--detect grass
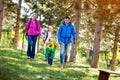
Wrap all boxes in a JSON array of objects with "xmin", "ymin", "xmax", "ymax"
[{"xmin": 0, "ymin": 47, "xmax": 120, "ymax": 80}]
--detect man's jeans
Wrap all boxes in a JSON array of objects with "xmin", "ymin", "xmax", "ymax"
[
  {"xmin": 60, "ymin": 42, "xmax": 70, "ymax": 64},
  {"xmin": 27, "ymin": 35, "xmax": 37, "ymax": 58}
]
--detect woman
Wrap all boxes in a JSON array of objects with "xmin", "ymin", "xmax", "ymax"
[{"xmin": 24, "ymin": 13, "xmax": 42, "ymax": 59}]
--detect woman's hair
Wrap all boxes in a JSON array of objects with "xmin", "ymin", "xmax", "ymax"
[{"xmin": 31, "ymin": 13, "xmax": 38, "ymax": 18}]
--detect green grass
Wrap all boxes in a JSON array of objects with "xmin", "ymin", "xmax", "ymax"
[{"xmin": 0, "ymin": 47, "xmax": 120, "ymax": 80}]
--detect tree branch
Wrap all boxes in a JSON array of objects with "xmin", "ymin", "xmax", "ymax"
[{"xmin": 87, "ymin": 0, "xmax": 97, "ymax": 8}]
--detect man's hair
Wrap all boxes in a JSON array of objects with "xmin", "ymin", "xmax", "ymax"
[{"xmin": 65, "ymin": 16, "xmax": 70, "ymax": 19}]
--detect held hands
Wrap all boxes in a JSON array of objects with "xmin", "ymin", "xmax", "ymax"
[
  {"xmin": 38, "ymin": 34, "xmax": 42, "ymax": 39},
  {"xmin": 59, "ymin": 42, "xmax": 62, "ymax": 45}
]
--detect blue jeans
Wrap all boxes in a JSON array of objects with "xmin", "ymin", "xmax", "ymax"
[
  {"xmin": 48, "ymin": 51, "xmax": 53, "ymax": 65},
  {"xmin": 27, "ymin": 35, "xmax": 37, "ymax": 58},
  {"xmin": 60, "ymin": 42, "xmax": 70, "ymax": 64}
]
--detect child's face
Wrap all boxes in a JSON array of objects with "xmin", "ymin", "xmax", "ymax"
[
  {"xmin": 52, "ymin": 33, "xmax": 55, "ymax": 36},
  {"xmin": 48, "ymin": 28, "xmax": 52, "ymax": 32}
]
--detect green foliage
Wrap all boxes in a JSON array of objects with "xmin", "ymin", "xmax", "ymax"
[
  {"xmin": 107, "ymin": 48, "xmax": 120, "ymax": 64},
  {"xmin": 0, "ymin": 47, "xmax": 120, "ymax": 80},
  {"xmin": 1, "ymin": 32, "xmax": 14, "ymax": 47}
]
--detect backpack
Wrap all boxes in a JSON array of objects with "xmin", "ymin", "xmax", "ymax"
[
  {"xmin": 44, "ymin": 31, "xmax": 48, "ymax": 43},
  {"xmin": 61, "ymin": 23, "xmax": 73, "ymax": 30}
]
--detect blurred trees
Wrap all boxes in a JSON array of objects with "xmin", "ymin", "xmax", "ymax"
[
  {"xmin": 13, "ymin": 0, "xmax": 22, "ymax": 48},
  {"xmin": 69, "ymin": 0, "xmax": 81, "ymax": 62},
  {"xmin": 1, "ymin": 0, "xmax": 17, "ymax": 46},
  {"xmin": 0, "ymin": 0, "xmax": 4, "ymax": 41}
]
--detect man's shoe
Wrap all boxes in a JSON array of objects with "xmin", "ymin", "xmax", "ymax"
[{"xmin": 63, "ymin": 62, "xmax": 66, "ymax": 68}]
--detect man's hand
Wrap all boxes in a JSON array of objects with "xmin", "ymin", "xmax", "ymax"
[{"xmin": 73, "ymin": 38, "xmax": 75, "ymax": 44}]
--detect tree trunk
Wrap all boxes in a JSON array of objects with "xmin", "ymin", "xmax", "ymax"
[
  {"xmin": 86, "ymin": 49, "xmax": 90, "ymax": 64},
  {"xmin": 91, "ymin": 19, "xmax": 102, "ymax": 68},
  {"xmin": 0, "ymin": 0, "xmax": 4, "ymax": 41},
  {"xmin": 111, "ymin": 26, "xmax": 120, "ymax": 71},
  {"xmin": 22, "ymin": 15, "xmax": 27, "ymax": 49},
  {"xmin": 13, "ymin": 0, "xmax": 22, "ymax": 48},
  {"xmin": 69, "ymin": 0, "xmax": 81, "ymax": 62}
]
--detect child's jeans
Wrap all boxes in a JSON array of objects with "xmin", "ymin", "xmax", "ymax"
[
  {"xmin": 45, "ymin": 48, "xmax": 55, "ymax": 65},
  {"xmin": 48, "ymin": 51, "xmax": 53, "ymax": 65}
]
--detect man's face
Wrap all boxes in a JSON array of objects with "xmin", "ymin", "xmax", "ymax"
[{"xmin": 65, "ymin": 18, "xmax": 70, "ymax": 24}]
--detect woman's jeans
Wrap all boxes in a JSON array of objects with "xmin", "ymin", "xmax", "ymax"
[
  {"xmin": 60, "ymin": 42, "xmax": 70, "ymax": 64},
  {"xmin": 27, "ymin": 35, "xmax": 37, "ymax": 58}
]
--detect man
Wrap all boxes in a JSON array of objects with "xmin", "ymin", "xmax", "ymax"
[{"xmin": 57, "ymin": 16, "xmax": 76, "ymax": 68}]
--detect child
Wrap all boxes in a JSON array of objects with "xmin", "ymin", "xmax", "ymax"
[
  {"xmin": 45, "ymin": 31, "xmax": 58, "ymax": 66},
  {"xmin": 44, "ymin": 27, "xmax": 52, "ymax": 60}
]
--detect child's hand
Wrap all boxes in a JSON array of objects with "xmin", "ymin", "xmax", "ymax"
[{"xmin": 46, "ymin": 43, "xmax": 49, "ymax": 46}]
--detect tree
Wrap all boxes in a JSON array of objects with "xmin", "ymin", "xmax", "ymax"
[
  {"xmin": 111, "ymin": 25, "xmax": 120, "ymax": 71},
  {"xmin": 91, "ymin": 18, "xmax": 102, "ymax": 68},
  {"xmin": 13, "ymin": 0, "xmax": 22, "ymax": 48},
  {"xmin": 69, "ymin": 0, "xmax": 81, "ymax": 62},
  {"xmin": 0, "ymin": 0, "xmax": 4, "ymax": 41},
  {"xmin": 90, "ymin": 0, "xmax": 111, "ymax": 68}
]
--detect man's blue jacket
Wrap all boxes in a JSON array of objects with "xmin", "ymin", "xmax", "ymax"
[{"xmin": 57, "ymin": 20, "xmax": 76, "ymax": 43}]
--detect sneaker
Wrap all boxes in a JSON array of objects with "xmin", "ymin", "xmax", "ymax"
[
  {"xmin": 63, "ymin": 62, "xmax": 66, "ymax": 68},
  {"xmin": 60, "ymin": 64, "xmax": 63, "ymax": 69},
  {"xmin": 27, "ymin": 56, "xmax": 30, "ymax": 59},
  {"xmin": 30, "ymin": 58, "xmax": 34, "ymax": 60}
]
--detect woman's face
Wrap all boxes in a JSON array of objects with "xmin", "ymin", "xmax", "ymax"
[{"xmin": 32, "ymin": 14, "xmax": 38, "ymax": 20}]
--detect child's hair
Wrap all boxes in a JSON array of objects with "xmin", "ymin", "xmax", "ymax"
[{"xmin": 52, "ymin": 30, "xmax": 56, "ymax": 35}]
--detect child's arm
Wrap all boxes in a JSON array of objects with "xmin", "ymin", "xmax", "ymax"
[
  {"xmin": 46, "ymin": 42, "xmax": 50, "ymax": 46},
  {"xmin": 54, "ymin": 42, "xmax": 58, "ymax": 47},
  {"xmin": 54, "ymin": 39, "xmax": 59, "ymax": 48}
]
